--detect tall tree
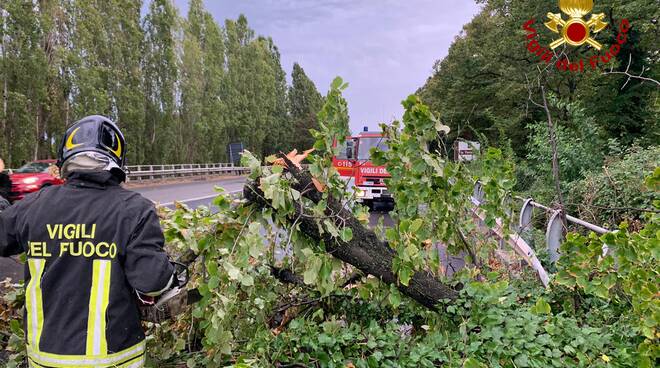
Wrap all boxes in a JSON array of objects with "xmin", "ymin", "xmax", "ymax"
[
  {"xmin": 418, "ymin": 0, "xmax": 659, "ymax": 154},
  {"xmin": 261, "ymin": 37, "xmax": 289, "ymax": 157},
  {"xmin": 142, "ymin": 0, "xmax": 179, "ymax": 164},
  {"xmin": 0, "ymin": 1, "xmax": 316, "ymax": 166},
  {"xmin": 179, "ymin": 0, "xmax": 205, "ymax": 163},
  {"xmin": 179, "ymin": 0, "xmax": 226, "ymax": 163},
  {"xmin": 223, "ymin": 15, "xmax": 290, "ymax": 158},
  {"xmin": 288, "ymin": 62, "xmax": 323, "ymax": 151},
  {"xmin": 0, "ymin": 0, "xmax": 48, "ymax": 166},
  {"xmin": 69, "ymin": 0, "xmax": 145, "ymax": 163}
]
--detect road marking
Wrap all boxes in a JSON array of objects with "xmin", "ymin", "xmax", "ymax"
[{"xmin": 157, "ymin": 191, "xmax": 242, "ymax": 207}]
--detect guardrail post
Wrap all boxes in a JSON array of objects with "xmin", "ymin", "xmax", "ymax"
[{"xmin": 546, "ymin": 211, "xmax": 563, "ymax": 263}]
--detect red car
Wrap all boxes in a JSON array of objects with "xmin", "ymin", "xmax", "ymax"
[{"xmin": 9, "ymin": 160, "xmax": 64, "ymax": 202}]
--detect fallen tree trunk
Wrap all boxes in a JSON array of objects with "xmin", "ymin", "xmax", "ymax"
[{"xmin": 243, "ymin": 157, "xmax": 458, "ymax": 310}]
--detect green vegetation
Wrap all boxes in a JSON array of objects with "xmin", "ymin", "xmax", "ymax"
[
  {"xmin": 4, "ymin": 79, "xmax": 656, "ymax": 368},
  {"xmin": 0, "ymin": 0, "xmax": 324, "ymax": 166},
  {"xmin": 1, "ymin": 1, "xmax": 658, "ymax": 367},
  {"xmin": 418, "ymin": 0, "xmax": 658, "ymax": 213}
]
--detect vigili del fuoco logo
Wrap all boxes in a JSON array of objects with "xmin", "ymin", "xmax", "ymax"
[{"xmin": 522, "ymin": 0, "xmax": 630, "ymax": 73}]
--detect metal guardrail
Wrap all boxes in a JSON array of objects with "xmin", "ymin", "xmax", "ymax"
[
  {"xmin": 473, "ymin": 181, "xmax": 611, "ymax": 264},
  {"xmin": 517, "ymin": 197, "xmax": 611, "ymax": 263},
  {"xmin": 126, "ymin": 163, "xmax": 249, "ymax": 181}
]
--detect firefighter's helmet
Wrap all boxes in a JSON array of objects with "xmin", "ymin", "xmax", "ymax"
[{"xmin": 57, "ymin": 115, "xmax": 126, "ymax": 169}]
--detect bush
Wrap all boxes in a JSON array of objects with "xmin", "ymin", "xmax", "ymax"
[{"xmin": 567, "ymin": 145, "xmax": 659, "ymax": 227}]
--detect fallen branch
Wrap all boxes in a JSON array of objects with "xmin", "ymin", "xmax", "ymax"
[{"xmin": 244, "ymin": 155, "xmax": 459, "ymax": 310}]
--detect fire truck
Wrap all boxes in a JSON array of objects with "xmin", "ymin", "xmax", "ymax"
[{"xmin": 332, "ymin": 128, "xmax": 391, "ymax": 207}]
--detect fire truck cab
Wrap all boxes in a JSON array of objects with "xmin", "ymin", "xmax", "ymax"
[{"xmin": 333, "ymin": 128, "xmax": 391, "ymax": 207}]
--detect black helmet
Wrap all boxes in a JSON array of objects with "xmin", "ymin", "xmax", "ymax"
[{"xmin": 57, "ymin": 115, "xmax": 126, "ymax": 169}]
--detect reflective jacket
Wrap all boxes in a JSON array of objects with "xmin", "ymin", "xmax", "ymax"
[{"xmin": 0, "ymin": 171, "xmax": 174, "ymax": 368}]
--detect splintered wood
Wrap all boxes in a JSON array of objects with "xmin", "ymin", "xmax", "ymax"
[{"xmin": 271, "ymin": 148, "xmax": 326, "ymax": 192}]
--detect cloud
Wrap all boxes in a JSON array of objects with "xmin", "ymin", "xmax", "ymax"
[{"xmin": 173, "ymin": 0, "xmax": 481, "ymax": 131}]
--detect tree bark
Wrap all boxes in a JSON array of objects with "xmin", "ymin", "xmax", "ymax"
[
  {"xmin": 243, "ymin": 157, "xmax": 459, "ymax": 310},
  {"xmin": 540, "ymin": 85, "xmax": 568, "ymax": 230}
]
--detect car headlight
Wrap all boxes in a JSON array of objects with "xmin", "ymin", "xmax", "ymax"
[{"xmin": 23, "ymin": 177, "xmax": 39, "ymax": 185}]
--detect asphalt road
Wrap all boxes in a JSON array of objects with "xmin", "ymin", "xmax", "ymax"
[{"xmin": 134, "ymin": 176, "xmax": 247, "ymax": 208}]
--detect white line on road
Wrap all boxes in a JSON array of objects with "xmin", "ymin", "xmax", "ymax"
[{"xmin": 157, "ymin": 190, "xmax": 242, "ymax": 207}]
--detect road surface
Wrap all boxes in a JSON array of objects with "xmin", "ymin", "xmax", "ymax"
[{"xmin": 134, "ymin": 176, "xmax": 247, "ymax": 208}]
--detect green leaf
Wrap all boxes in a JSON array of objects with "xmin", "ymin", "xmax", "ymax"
[
  {"xmin": 323, "ymin": 219, "xmax": 340, "ymax": 237},
  {"xmin": 531, "ymin": 298, "xmax": 551, "ymax": 315},
  {"xmin": 223, "ymin": 262, "xmax": 241, "ymax": 281},
  {"xmin": 410, "ymin": 218, "xmax": 424, "ymax": 233},
  {"xmin": 463, "ymin": 357, "xmax": 487, "ymax": 368},
  {"xmin": 399, "ymin": 265, "xmax": 413, "ymax": 286},
  {"xmin": 388, "ymin": 284, "xmax": 402, "ymax": 308},
  {"xmin": 9, "ymin": 319, "xmax": 22, "ymax": 335},
  {"xmin": 331, "ymin": 76, "xmax": 343, "ymax": 89},
  {"xmin": 241, "ymin": 275, "xmax": 254, "ymax": 287},
  {"xmin": 303, "ymin": 257, "xmax": 322, "ymax": 285},
  {"xmin": 340, "ymin": 227, "xmax": 353, "ymax": 242},
  {"xmin": 514, "ymin": 354, "xmax": 530, "ymax": 367},
  {"xmin": 208, "ymin": 276, "xmax": 220, "ymax": 289}
]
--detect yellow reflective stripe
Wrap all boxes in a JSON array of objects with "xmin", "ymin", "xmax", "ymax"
[
  {"xmin": 118, "ymin": 355, "xmax": 145, "ymax": 368},
  {"xmin": 86, "ymin": 259, "xmax": 112, "ymax": 356},
  {"xmin": 28, "ymin": 359, "xmax": 46, "ymax": 368},
  {"xmin": 27, "ymin": 341, "xmax": 145, "ymax": 367},
  {"xmin": 26, "ymin": 258, "xmax": 46, "ymax": 352}
]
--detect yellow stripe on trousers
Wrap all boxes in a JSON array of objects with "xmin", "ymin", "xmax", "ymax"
[
  {"xmin": 29, "ymin": 354, "xmax": 145, "ymax": 368},
  {"xmin": 26, "ymin": 258, "xmax": 46, "ymax": 352},
  {"xmin": 27, "ymin": 341, "xmax": 145, "ymax": 368},
  {"xmin": 86, "ymin": 260, "xmax": 112, "ymax": 357}
]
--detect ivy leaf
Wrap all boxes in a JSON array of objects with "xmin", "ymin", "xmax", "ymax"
[
  {"xmin": 554, "ymin": 270, "xmax": 576, "ymax": 288},
  {"xmin": 591, "ymin": 284, "xmax": 609, "ymax": 299},
  {"xmin": 385, "ymin": 228, "xmax": 398, "ymax": 242}
]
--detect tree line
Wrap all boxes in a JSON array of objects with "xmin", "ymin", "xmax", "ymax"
[
  {"xmin": 418, "ymin": 0, "xmax": 658, "ymax": 202},
  {"xmin": 0, "ymin": 0, "xmax": 324, "ymax": 167}
]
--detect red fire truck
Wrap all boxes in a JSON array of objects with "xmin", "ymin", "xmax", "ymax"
[{"xmin": 332, "ymin": 128, "xmax": 391, "ymax": 207}]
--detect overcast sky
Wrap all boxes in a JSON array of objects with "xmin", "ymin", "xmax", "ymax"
[{"xmin": 172, "ymin": 0, "xmax": 481, "ymax": 133}]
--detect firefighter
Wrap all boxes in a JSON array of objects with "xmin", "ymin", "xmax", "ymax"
[{"xmin": 0, "ymin": 115, "xmax": 175, "ymax": 367}]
